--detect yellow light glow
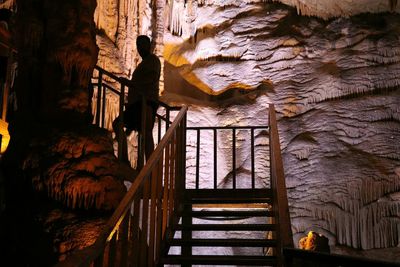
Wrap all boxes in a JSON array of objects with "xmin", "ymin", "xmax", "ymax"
[{"xmin": 0, "ymin": 119, "xmax": 10, "ymax": 153}]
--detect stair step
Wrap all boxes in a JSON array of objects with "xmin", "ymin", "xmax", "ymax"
[
  {"xmin": 173, "ymin": 223, "xmax": 276, "ymax": 231},
  {"xmin": 191, "ymin": 209, "xmax": 274, "ymax": 218},
  {"xmin": 188, "ymin": 198, "xmax": 271, "ymax": 204},
  {"xmin": 160, "ymin": 255, "xmax": 277, "ymax": 265},
  {"xmin": 168, "ymin": 238, "xmax": 277, "ymax": 247},
  {"xmin": 185, "ymin": 189, "xmax": 272, "ymax": 204}
]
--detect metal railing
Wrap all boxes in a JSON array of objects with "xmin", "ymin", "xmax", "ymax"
[{"xmin": 56, "ymin": 105, "xmax": 187, "ymax": 267}]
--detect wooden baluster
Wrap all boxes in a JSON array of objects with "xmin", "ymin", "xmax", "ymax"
[
  {"xmin": 182, "ymin": 113, "xmax": 187, "ymax": 190},
  {"xmin": 119, "ymin": 214, "xmax": 129, "ymax": 267},
  {"xmin": 157, "ymin": 116, "xmax": 161, "ymax": 143},
  {"xmin": 130, "ymin": 196, "xmax": 141, "ymax": 266},
  {"xmin": 166, "ymin": 107, "xmax": 170, "ymax": 130},
  {"xmin": 168, "ymin": 137, "xmax": 176, "ymax": 227},
  {"xmin": 101, "ymin": 84, "xmax": 106, "ymax": 128},
  {"xmin": 108, "ymin": 234, "xmax": 117, "ymax": 267},
  {"xmin": 148, "ymin": 166, "xmax": 159, "ymax": 267},
  {"xmin": 139, "ymin": 175, "xmax": 150, "ymax": 266},
  {"xmin": 93, "ymin": 250, "xmax": 104, "ymax": 267},
  {"xmin": 95, "ymin": 70, "xmax": 103, "ymax": 126},
  {"xmin": 195, "ymin": 129, "xmax": 200, "ymax": 189},
  {"xmin": 232, "ymin": 128, "xmax": 236, "ymax": 189},
  {"xmin": 118, "ymin": 84, "xmax": 125, "ymax": 160},
  {"xmin": 155, "ymin": 157, "xmax": 164, "ymax": 263},
  {"xmin": 251, "ymin": 128, "xmax": 255, "ymax": 189},
  {"xmin": 138, "ymin": 95, "xmax": 147, "ymax": 169},
  {"xmin": 214, "ymin": 128, "xmax": 218, "ymax": 189},
  {"xmin": 162, "ymin": 141, "xmax": 171, "ymax": 234}
]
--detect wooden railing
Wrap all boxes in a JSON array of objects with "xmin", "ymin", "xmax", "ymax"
[
  {"xmin": 185, "ymin": 125, "xmax": 269, "ymax": 189},
  {"xmin": 269, "ymin": 104, "xmax": 294, "ymax": 267},
  {"xmin": 91, "ymin": 66, "xmax": 180, "ymax": 165},
  {"xmin": 56, "ymin": 105, "xmax": 188, "ymax": 267}
]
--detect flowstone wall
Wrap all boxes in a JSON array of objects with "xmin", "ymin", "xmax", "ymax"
[{"xmin": 95, "ymin": 0, "xmax": 400, "ymax": 253}]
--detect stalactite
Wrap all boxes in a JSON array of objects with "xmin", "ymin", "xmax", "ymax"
[{"xmin": 169, "ymin": 0, "xmax": 185, "ymax": 36}]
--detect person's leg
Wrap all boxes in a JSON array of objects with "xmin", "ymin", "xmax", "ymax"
[
  {"xmin": 144, "ymin": 105, "xmax": 156, "ymax": 162},
  {"xmin": 112, "ymin": 115, "xmax": 129, "ymax": 162}
]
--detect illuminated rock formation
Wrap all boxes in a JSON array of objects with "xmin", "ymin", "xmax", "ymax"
[
  {"xmin": 23, "ymin": 126, "xmax": 126, "ymax": 211},
  {"xmin": 97, "ymin": 0, "xmax": 400, "ymax": 253},
  {"xmin": 157, "ymin": 1, "xmax": 400, "ymax": 252}
]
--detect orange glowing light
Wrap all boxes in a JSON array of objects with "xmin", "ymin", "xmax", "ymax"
[{"xmin": 0, "ymin": 119, "xmax": 10, "ymax": 153}]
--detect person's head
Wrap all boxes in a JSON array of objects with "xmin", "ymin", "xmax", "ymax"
[{"xmin": 136, "ymin": 35, "xmax": 151, "ymax": 58}]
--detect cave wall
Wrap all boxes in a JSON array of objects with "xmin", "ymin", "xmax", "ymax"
[
  {"xmin": 14, "ymin": 0, "xmax": 99, "ymax": 121},
  {"xmin": 2, "ymin": 1, "xmax": 130, "ymax": 263},
  {"xmin": 94, "ymin": 0, "xmax": 400, "ymax": 252}
]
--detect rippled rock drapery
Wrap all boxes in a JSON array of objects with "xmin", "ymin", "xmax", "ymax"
[
  {"xmin": 90, "ymin": 0, "xmax": 400, "ymax": 256},
  {"xmin": 160, "ymin": 1, "xmax": 400, "ymax": 252},
  {"xmin": 272, "ymin": 0, "xmax": 400, "ymax": 19}
]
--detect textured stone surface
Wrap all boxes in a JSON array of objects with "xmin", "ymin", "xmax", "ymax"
[
  {"xmin": 37, "ymin": 208, "xmax": 108, "ymax": 262},
  {"xmin": 15, "ymin": 0, "xmax": 98, "ymax": 119},
  {"xmin": 162, "ymin": 1, "xmax": 400, "ymax": 252},
  {"xmin": 1, "ymin": 2, "xmax": 128, "ymax": 264},
  {"xmin": 94, "ymin": 0, "xmax": 400, "ymax": 257},
  {"xmin": 273, "ymin": 0, "xmax": 400, "ymax": 19},
  {"xmin": 22, "ymin": 126, "xmax": 127, "ymax": 211}
]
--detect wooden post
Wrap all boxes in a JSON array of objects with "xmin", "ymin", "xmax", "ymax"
[
  {"xmin": 269, "ymin": 104, "xmax": 294, "ymax": 267},
  {"xmin": 1, "ymin": 49, "xmax": 13, "ymax": 121},
  {"xmin": 119, "ymin": 215, "xmax": 129, "ymax": 267},
  {"xmin": 118, "ymin": 84, "xmax": 125, "ymax": 160},
  {"xmin": 138, "ymin": 95, "xmax": 147, "ymax": 169}
]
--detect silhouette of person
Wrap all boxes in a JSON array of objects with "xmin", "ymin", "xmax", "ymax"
[{"xmin": 113, "ymin": 35, "xmax": 161, "ymax": 164}]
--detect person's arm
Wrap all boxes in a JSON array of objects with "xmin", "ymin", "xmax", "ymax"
[{"xmin": 119, "ymin": 77, "xmax": 133, "ymax": 87}]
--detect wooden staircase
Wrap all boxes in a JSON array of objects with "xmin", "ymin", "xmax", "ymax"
[
  {"xmin": 160, "ymin": 189, "xmax": 279, "ymax": 266},
  {"xmin": 55, "ymin": 70, "xmax": 292, "ymax": 267}
]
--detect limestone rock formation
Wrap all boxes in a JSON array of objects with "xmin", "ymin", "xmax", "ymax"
[
  {"xmin": 79, "ymin": 0, "xmax": 400, "ymax": 262},
  {"xmin": 92, "ymin": 0, "xmax": 400, "ymax": 257},
  {"xmin": 273, "ymin": 0, "xmax": 400, "ymax": 19},
  {"xmin": 157, "ymin": 1, "xmax": 400, "ymax": 252},
  {"xmin": 38, "ymin": 208, "xmax": 108, "ymax": 262},
  {"xmin": 1, "ymin": 1, "xmax": 133, "ymax": 265},
  {"xmin": 22, "ymin": 126, "xmax": 126, "ymax": 211},
  {"xmin": 15, "ymin": 0, "xmax": 98, "ymax": 120}
]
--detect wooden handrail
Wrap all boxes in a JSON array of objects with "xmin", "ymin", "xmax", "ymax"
[
  {"xmin": 56, "ymin": 105, "xmax": 188, "ymax": 267},
  {"xmin": 92, "ymin": 65, "xmax": 180, "ymax": 128},
  {"xmin": 91, "ymin": 65, "xmax": 181, "ymax": 162},
  {"xmin": 269, "ymin": 104, "xmax": 294, "ymax": 266}
]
